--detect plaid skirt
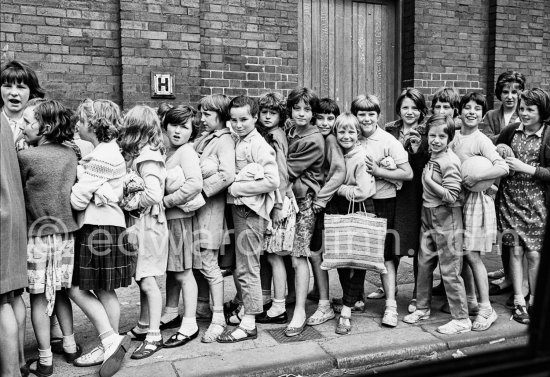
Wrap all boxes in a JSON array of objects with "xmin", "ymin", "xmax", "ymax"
[
  {"xmin": 27, "ymin": 233, "xmax": 74, "ymax": 315},
  {"xmin": 463, "ymin": 191, "xmax": 497, "ymax": 253},
  {"xmin": 73, "ymin": 225, "xmax": 133, "ymax": 291}
]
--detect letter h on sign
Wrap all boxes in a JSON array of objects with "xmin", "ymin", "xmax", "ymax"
[{"xmin": 151, "ymin": 72, "xmax": 175, "ymax": 98}]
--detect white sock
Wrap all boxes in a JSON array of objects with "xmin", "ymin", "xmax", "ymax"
[
  {"xmin": 240, "ymin": 314, "xmax": 256, "ymax": 330},
  {"xmin": 385, "ymin": 299, "xmax": 397, "ymax": 311},
  {"xmin": 212, "ymin": 306, "xmax": 225, "ymax": 324},
  {"xmin": 514, "ymin": 294, "xmax": 527, "ymax": 307},
  {"xmin": 318, "ymin": 299, "xmax": 330, "ymax": 309},
  {"xmin": 38, "ymin": 347, "xmax": 53, "ymax": 366},
  {"xmin": 341, "ymin": 306, "xmax": 352, "ymax": 318},
  {"xmin": 133, "ymin": 322, "xmax": 149, "ymax": 334},
  {"xmin": 62, "ymin": 333, "xmax": 77, "ymax": 353},
  {"xmin": 100, "ymin": 329, "xmax": 119, "ymax": 350},
  {"xmin": 267, "ymin": 298, "xmax": 286, "ymax": 317},
  {"xmin": 145, "ymin": 330, "xmax": 162, "ymax": 342},
  {"xmin": 178, "ymin": 317, "xmax": 198, "ymax": 336},
  {"xmin": 479, "ymin": 302, "xmax": 492, "ymax": 315}
]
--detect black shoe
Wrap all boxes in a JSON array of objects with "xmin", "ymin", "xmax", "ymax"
[
  {"xmin": 26, "ymin": 359, "xmax": 53, "ymax": 377},
  {"xmin": 432, "ymin": 282, "xmax": 446, "ymax": 296},
  {"xmin": 64, "ymin": 345, "xmax": 82, "ymax": 363},
  {"xmin": 164, "ymin": 329, "xmax": 199, "ymax": 348},
  {"xmin": 123, "ymin": 328, "xmax": 147, "ymax": 341},
  {"xmin": 256, "ymin": 311, "xmax": 288, "ymax": 324},
  {"xmin": 506, "ymin": 294, "xmax": 530, "ymax": 309},
  {"xmin": 160, "ymin": 315, "xmax": 182, "ymax": 330}
]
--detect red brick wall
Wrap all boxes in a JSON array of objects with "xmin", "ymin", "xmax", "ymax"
[{"xmin": 199, "ymin": 0, "xmax": 299, "ymax": 99}]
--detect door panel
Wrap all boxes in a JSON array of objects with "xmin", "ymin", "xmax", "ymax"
[{"xmin": 299, "ymin": 0, "xmax": 398, "ymax": 125}]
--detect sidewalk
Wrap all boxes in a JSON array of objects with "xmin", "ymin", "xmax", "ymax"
[{"xmin": 23, "ymin": 252, "xmax": 528, "ymax": 377}]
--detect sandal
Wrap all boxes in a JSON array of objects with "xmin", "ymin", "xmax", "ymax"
[
  {"xmin": 335, "ymin": 315, "xmax": 351, "ymax": 335},
  {"xmin": 217, "ymin": 326, "xmax": 257, "ymax": 343},
  {"xmin": 437, "ymin": 319, "xmax": 472, "ymax": 334},
  {"xmin": 201, "ymin": 322, "xmax": 226, "ymax": 343},
  {"xmin": 130, "ymin": 339, "xmax": 163, "ymax": 360},
  {"xmin": 125, "ymin": 327, "xmax": 147, "ymax": 342},
  {"xmin": 164, "ymin": 329, "xmax": 199, "ymax": 348},
  {"xmin": 472, "ymin": 309, "xmax": 498, "ymax": 331},
  {"xmin": 306, "ymin": 306, "xmax": 335, "ymax": 326},
  {"xmin": 403, "ymin": 309, "xmax": 431, "ymax": 324},
  {"xmin": 513, "ymin": 305, "xmax": 530, "ymax": 325},
  {"xmin": 225, "ymin": 306, "xmax": 242, "ymax": 326}
]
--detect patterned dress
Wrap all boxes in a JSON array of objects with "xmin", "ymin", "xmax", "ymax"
[{"xmin": 498, "ymin": 129, "xmax": 547, "ymax": 253}]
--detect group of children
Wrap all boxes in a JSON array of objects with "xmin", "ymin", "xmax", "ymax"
[{"xmin": 1, "ymin": 59, "xmax": 549, "ymax": 377}]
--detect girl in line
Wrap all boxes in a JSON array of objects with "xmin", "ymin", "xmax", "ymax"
[
  {"xmin": 496, "ymin": 88, "xmax": 550, "ymax": 324},
  {"xmin": 403, "ymin": 114, "xmax": 470, "ymax": 334},
  {"xmin": 330, "ymin": 112, "xmax": 376, "ymax": 335},
  {"xmin": 18, "ymin": 99, "xmax": 80, "ymax": 376},
  {"xmin": 449, "ymin": 92, "xmax": 508, "ymax": 333},
  {"xmin": 119, "ymin": 105, "xmax": 169, "ymax": 359},
  {"xmin": 193, "ymin": 94, "xmax": 236, "ymax": 342},
  {"xmin": 69, "ymin": 99, "xmax": 133, "ymax": 376},
  {"xmin": 161, "ymin": 106, "xmax": 203, "ymax": 347},
  {"xmin": 383, "ymin": 88, "xmax": 429, "ymax": 314}
]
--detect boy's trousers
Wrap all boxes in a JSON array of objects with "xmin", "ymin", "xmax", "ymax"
[
  {"xmin": 416, "ymin": 205, "xmax": 469, "ymax": 320},
  {"xmin": 232, "ymin": 204, "xmax": 268, "ymax": 316}
]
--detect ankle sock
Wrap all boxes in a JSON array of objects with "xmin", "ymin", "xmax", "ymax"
[
  {"xmin": 479, "ymin": 302, "xmax": 492, "ymax": 315},
  {"xmin": 267, "ymin": 298, "xmax": 286, "ymax": 317},
  {"xmin": 100, "ymin": 330, "xmax": 120, "ymax": 350},
  {"xmin": 240, "ymin": 314, "xmax": 255, "ymax": 330},
  {"xmin": 341, "ymin": 305, "xmax": 352, "ymax": 318},
  {"xmin": 62, "ymin": 333, "xmax": 77, "ymax": 353},
  {"xmin": 318, "ymin": 299, "xmax": 330, "ymax": 309},
  {"xmin": 385, "ymin": 299, "xmax": 397, "ymax": 311},
  {"xmin": 133, "ymin": 322, "xmax": 149, "ymax": 334},
  {"xmin": 230, "ymin": 306, "xmax": 244, "ymax": 323},
  {"xmin": 38, "ymin": 347, "xmax": 53, "ymax": 366},
  {"xmin": 178, "ymin": 317, "xmax": 198, "ymax": 336},
  {"xmin": 212, "ymin": 306, "xmax": 225, "ymax": 323},
  {"xmin": 514, "ymin": 294, "xmax": 527, "ymax": 307},
  {"xmin": 145, "ymin": 330, "xmax": 162, "ymax": 342}
]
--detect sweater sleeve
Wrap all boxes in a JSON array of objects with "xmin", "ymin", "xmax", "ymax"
[
  {"xmin": 202, "ymin": 135, "xmax": 236, "ymax": 197},
  {"xmin": 287, "ymin": 138, "xmax": 324, "ymax": 180},
  {"xmin": 138, "ymin": 160, "xmax": 165, "ymax": 208},
  {"xmin": 337, "ymin": 161, "xmax": 376, "ymax": 202},
  {"xmin": 70, "ymin": 157, "xmax": 110, "ymax": 211},
  {"xmin": 230, "ymin": 143, "xmax": 280, "ymax": 197},
  {"xmin": 479, "ymin": 136, "xmax": 509, "ymax": 174},
  {"xmin": 164, "ymin": 147, "xmax": 203, "ymax": 208},
  {"xmin": 314, "ymin": 136, "xmax": 346, "ymax": 207},
  {"xmin": 440, "ymin": 158, "xmax": 462, "ymax": 204}
]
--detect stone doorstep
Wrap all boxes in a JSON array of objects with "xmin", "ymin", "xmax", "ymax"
[{"xmin": 102, "ymin": 326, "xmax": 528, "ymax": 377}]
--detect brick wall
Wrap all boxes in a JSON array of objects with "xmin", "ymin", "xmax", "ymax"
[
  {"xmin": 1, "ymin": 0, "xmax": 122, "ymax": 109},
  {"xmin": 409, "ymin": 0, "xmax": 490, "ymax": 101},
  {"xmin": 199, "ymin": 0, "xmax": 299, "ymax": 99},
  {"xmin": 119, "ymin": 0, "xmax": 201, "ymax": 108},
  {"xmin": 488, "ymin": 0, "xmax": 548, "ymax": 108}
]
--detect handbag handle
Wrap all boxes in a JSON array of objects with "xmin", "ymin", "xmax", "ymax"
[{"xmin": 347, "ymin": 192, "xmax": 368, "ymax": 214}]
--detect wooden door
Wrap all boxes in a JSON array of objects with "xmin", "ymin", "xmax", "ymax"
[{"xmin": 298, "ymin": 0, "xmax": 399, "ymax": 125}]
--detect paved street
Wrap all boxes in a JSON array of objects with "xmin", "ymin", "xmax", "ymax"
[{"xmin": 22, "ymin": 251, "xmax": 527, "ymax": 377}]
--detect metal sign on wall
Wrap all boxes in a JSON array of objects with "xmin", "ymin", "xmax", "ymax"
[{"xmin": 151, "ymin": 72, "xmax": 175, "ymax": 98}]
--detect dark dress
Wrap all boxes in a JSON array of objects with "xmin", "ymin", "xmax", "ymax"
[{"xmin": 384, "ymin": 120, "xmax": 429, "ymax": 256}]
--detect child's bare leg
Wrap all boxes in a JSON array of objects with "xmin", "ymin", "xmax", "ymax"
[
  {"xmin": 309, "ymin": 252, "xmax": 328, "ymax": 301},
  {"xmin": 30, "ymin": 293, "xmax": 53, "ymax": 368},
  {"xmin": 95, "ymin": 290, "xmax": 121, "ymax": 332},
  {"xmin": 0, "ymin": 302, "xmax": 21, "ymax": 377},
  {"xmin": 381, "ymin": 260, "xmax": 398, "ymax": 326},
  {"xmin": 173, "ymin": 269, "xmax": 198, "ymax": 336},
  {"xmin": 268, "ymin": 254, "xmax": 287, "ymax": 301},
  {"xmin": 161, "ymin": 272, "xmax": 181, "ymax": 325},
  {"xmin": 288, "ymin": 256, "xmax": 309, "ymax": 328},
  {"xmin": 138, "ymin": 277, "xmax": 162, "ymax": 332},
  {"xmin": 12, "ymin": 296, "xmax": 26, "ymax": 368},
  {"xmin": 461, "ymin": 264, "xmax": 478, "ymax": 309},
  {"xmin": 68, "ymin": 287, "xmax": 113, "ymax": 335},
  {"xmin": 54, "ymin": 290, "xmax": 77, "ymax": 354},
  {"xmin": 525, "ymin": 251, "xmax": 540, "ymax": 306},
  {"xmin": 464, "ymin": 251, "xmax": 490, "ymax": 305}
]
